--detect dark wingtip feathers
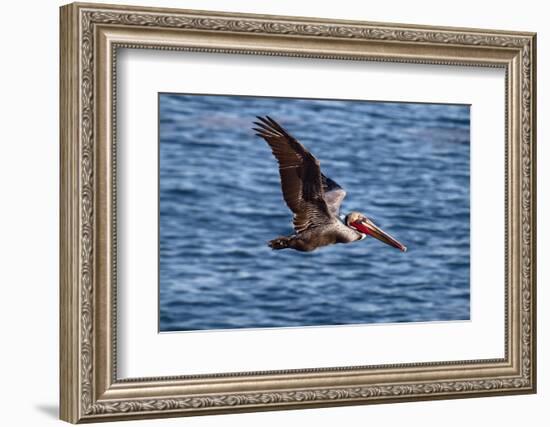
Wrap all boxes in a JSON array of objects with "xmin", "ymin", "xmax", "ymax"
[{"xmin": 253, "ymin": 116, "xmax": 287, "ymax": 139}]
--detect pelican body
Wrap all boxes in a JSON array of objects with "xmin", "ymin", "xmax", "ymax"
[{"xmin": 253, "ymin": 116, "xmax": 406, "ymax": 253}]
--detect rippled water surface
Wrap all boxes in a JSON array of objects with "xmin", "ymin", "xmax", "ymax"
[{"xmin": 159, "ymin": 94, "xmax": 470, "ymax": 331}]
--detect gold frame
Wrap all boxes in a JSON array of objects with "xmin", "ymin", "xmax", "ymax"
[{"xmin": 60, "ymin": 2, "xmax": 537, "ymax": 423}]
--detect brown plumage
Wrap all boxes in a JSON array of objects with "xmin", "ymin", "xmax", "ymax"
[{"xmin": 253, "ymin": 116, "xmax": 407, "ymax": 253}]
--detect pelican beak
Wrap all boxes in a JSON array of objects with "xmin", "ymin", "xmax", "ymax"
[{"xmin": 352, "ymin": 220, "xmax": 407, "ymax": 252}]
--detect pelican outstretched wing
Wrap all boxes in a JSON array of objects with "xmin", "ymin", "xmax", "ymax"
[
  {"xmin": 321, "ymin": 174, "xmax": 347, "ymax": 218},
  {"xmin": 254, "ymin": 116, "xmax": 343, "ymax": 232}
]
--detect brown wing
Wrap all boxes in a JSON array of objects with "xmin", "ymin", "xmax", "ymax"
[{"xmin": 253, "ymin": 116, "xmax": 333, "ymax": 233}]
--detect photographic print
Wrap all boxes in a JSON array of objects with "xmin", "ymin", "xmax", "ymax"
[
  {"xmin": 159, "ymin": 94, "xmax": 471, "ymax": 332},
  {"xmin": 60, "ymin": 5, "xmax": 536, "ymax": 420}
]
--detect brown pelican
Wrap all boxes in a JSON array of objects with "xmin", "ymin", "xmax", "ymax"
[{"xmin": 253, "ymin": 116, "xmax": 407, "ymax": 253}]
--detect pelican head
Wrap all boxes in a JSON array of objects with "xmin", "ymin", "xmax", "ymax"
[{"xmin": 345, "ymin": 211, "xmax": 407, "ymax": 252}]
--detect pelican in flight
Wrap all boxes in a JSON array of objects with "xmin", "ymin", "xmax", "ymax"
[{"xmin": 253, "ymin": 116, "xmax": 407, "ymax": 253}]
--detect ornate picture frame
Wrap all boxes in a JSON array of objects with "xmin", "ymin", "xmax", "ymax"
[{"xmin": 60, "ymin": 2, "xmax": 536, "ymax": 423}]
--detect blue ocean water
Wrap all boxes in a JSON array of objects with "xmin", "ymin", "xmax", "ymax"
[{"xmin": 159, "ymin": 94, "xmax": 470, "ymax": 332}]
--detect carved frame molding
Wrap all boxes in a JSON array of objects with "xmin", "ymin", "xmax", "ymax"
[{"xmin": 60, "ymin": 2, "xmax": 536, "ymax": 423}]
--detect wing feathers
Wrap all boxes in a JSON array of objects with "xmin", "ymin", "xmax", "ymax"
[
  {"xmin": 254, "ymin": 116, "xmax": 333, "ymax": 232},
  {"xmin": 322, "ymin": 174, "xmax": 347, "ymax": 217}
]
